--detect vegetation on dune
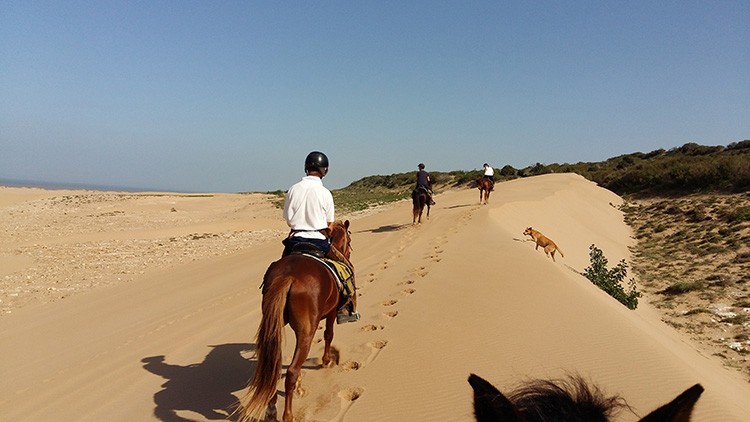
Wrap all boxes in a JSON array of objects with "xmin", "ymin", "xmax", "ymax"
[
  {"xmin": 525, "ymin": 140, "xmax": 750, "ymax": 196},
  {"xmin": 582, "ymin": 245, "xmax": 640, "ymax": 309},
  {"xmin": 264, "ymin": 140, "xmax": 749, "ymax": 217},
  {"xmin": 323, "ymin": 140, "xmax": 750, "ymax": 213}
]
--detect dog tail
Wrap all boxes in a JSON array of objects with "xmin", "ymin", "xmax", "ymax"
[{"xmin": 557, "ymin": 247, "xmax": 564, "ymax": 258}]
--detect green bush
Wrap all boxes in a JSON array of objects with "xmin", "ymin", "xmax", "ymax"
[
  {"xmin": 661, "ymin": 281, "xmax": 705, "ymax": 295},
  {"xmin": 582, "ymin": 244, "xmax": 641, "ymax": 309}
]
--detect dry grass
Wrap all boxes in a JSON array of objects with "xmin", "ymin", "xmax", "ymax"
[{"xmin": 623, "ymin": 192, "xmax": 750, "ymax": 378}]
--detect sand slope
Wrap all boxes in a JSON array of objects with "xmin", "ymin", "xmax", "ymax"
[{"xmin": 2, "ymin": 174, "xmax": 749, "ymax": 421}]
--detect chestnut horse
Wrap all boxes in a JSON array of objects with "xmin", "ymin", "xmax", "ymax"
[
  {"xmin": 469, "ymin": 373, "xmax": 703, "ymax": 422},
  {"xmin": 477, "ymin": 177, "xmax": 492, "ymax": 204},
  {"xmin": 412, "ymin": 187, "xmax": 431, "ymax": 224},
  {"xmin": 237, "ymin": 220, "xmax": 352, "ymax": 422}
]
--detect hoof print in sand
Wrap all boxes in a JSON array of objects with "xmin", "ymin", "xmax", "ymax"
[
  {"xmin": 340, "ymin": 387, "xmax": 364, "ymax": 402},
  {"xmin": 384, "ymin": 311, "xmax": 398, "ymax": 319},
  {"xmin": 360, "ymin": 324, "xmax": 384, "ymax": 332},
  {"xmin": 342, "ymin": 360, "xmax": 361, "ymax": 371}
]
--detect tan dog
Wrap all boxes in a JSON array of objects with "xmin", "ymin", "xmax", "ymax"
[{"xmin": 523, "ymin": 227, "xmax": 564, "ymax": 262}]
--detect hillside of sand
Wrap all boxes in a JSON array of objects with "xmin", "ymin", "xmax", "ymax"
[{"xmin": 2, "ymin": 174, "xmax": 750, "ymax": 421}]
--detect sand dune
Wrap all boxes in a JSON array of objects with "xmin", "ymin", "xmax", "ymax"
[{"xmin": 2, "ymin": 174, "xmax": 749, "ymax": 421}]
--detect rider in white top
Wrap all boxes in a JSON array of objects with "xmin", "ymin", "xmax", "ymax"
[
  {"xmin": 483, "ymin": 163, "xmax": 495, "ymax": 189},
  {"xmin": 483, "ymin": 163, "xmax": 494, "ymax": 178},
  {"xmin": 281, "ymin": 151, "xmax": 360, "ymax": 323},
  {"xmin": 283, "ymin": 175, "xmax": 334, "ymax": 241}
]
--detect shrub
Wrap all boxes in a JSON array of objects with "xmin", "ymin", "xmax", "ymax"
[
  {"xmin": 582, "ymin": 245, "xmax": 640, "ymax": 309},
  {"xmin": 661, "ymin": 281, "xmax": 705, "ymax": 295}
]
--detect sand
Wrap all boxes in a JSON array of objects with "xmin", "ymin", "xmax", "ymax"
[{"xmin": 1, "ymin": 174, "xmax": 749, "ymax": 421}]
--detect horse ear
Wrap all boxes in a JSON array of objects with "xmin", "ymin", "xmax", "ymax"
[
  {"xmin": 638, "ymin": 384, "xmax": 703, "ymax": 422},
  {"xmin": 344, "ymin": 220, "xmax": 350, "ymax": 230},
  {"xmin": 468, "ymin": 374, "xmax": 523, "ymax": 422}
]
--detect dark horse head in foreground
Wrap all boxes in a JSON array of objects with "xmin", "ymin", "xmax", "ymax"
[
  {"xmin": 412, "ymin": 187, "xmax": 431, "ymax": 224},
  {"xmin": 236, "ymin": 221, "xmax": 352, "ymax": 422},
  {"xmin": 469, "ymin": 373, "xmax": 703, "ymax": 422}
]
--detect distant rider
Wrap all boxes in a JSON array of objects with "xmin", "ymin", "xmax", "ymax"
[
  {"xmin": 416, "ymin": 163, "xmax": 436, "ymax": 205},
  {"xmin": 483, "ymin": 163, "xmax": 494, "ymax": 189}
]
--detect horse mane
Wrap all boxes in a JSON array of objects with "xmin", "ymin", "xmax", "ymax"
[
  {"xmin": 470, "ymin": 374, "xmax": 630, "ymax": 422},
  {"xmin": 470, "ymin": 373, "xmax": 703, "ymax": 422},
  {"xmin": 505, "ymin": 376, "xmax": 629, "ymax": 422}
]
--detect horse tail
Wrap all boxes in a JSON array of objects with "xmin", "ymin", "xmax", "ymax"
[{"xmin": 237, "ymin": 275, "xmax": 293, "ymax": 422}]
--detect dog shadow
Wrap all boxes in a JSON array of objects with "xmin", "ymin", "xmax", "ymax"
[{"xmin": 142, "ymin": 343, "xmax": 256, "ymax": 422}]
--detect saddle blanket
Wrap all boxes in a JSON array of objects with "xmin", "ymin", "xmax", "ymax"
[{"xmin": 306, "ymin": 255, "xmax": 355, "ymax": 297}]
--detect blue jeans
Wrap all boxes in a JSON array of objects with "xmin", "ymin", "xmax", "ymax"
[{"xmin": 283, "ymin": 236, "xmax": 331, "ymax": 256}]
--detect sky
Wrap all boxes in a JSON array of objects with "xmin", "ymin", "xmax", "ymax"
[{"xmin": 2, "ymin": 1, "xmax": 749, "ymax": 193}]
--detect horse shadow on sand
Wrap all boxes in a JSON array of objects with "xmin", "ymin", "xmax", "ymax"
[
  {"xmin": 142, "ymin": 343, "xmax": 257, "ymax": 422},
  {"xmin": 359, "ymin": 224, "xmax": 409, "ymax": 233}
]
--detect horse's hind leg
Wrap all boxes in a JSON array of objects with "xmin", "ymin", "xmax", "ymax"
[
  {"xmin": 265, "ymin": 394, "xmax": 278, "ymax": 421},
  {"xmin": 322, "ymin": 314, "xmax": 335, "ymax": 367},
  {"xmin": 284, "ymin": 327, "xmax": 315, "ymax": 422}
]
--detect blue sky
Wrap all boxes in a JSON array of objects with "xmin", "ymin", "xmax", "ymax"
[{"xmin": 2, "ymin": 1, "xmax": 748, "ymax": 192}]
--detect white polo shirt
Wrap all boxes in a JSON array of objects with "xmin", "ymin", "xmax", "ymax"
[
  {"xmin": 283, "ymin": 175, "xmax": 335, "ymax": 240},
  {"xmin": 484, "ymin": 166, "xmax": 494, "ymax": 176}
]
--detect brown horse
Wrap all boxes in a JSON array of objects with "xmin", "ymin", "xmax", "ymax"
[
  {"xmin": 469, "ymin": 373, "xmax": 703, "ymax": 422},
  {"xmin": 237, "ymin": 221, "xmax": 352, "ymax": 422},
  {"xmin": 477, "ymin": 177, "xmax": 493, "ymax": 204},
  {"xmin": 412, "ymin": 187, "xmax": 431, "ymax": 224}
]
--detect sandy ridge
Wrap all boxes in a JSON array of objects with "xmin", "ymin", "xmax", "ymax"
[{"xmin": 2, "ymin": 175, "xmax": 750, "ymax": 421}]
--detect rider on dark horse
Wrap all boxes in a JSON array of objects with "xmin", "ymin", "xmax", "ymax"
[
  {"xmin": 483, "ymin": 163, "xmax": 494, "ymax": 190},
  {"xmin": 416, "ymin": 163, "xmax": 436, "ymax": 205},
  {"xmin": 282, "ymin": 151, "xmax": 360, "ymax": 323}
]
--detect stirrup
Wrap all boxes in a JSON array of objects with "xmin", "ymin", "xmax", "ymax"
[{"xmin": 337, "ymin": 312, "xmax": 360, "ymax": 324}]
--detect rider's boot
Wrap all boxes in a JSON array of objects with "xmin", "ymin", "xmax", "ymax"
[{"xmin": 327, "ymin": 246, "xmax": 360, "ymax": 324}]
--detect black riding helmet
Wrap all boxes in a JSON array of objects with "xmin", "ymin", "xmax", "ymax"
[{"xmin": 305, "ymin": 151, "xmax": 329, "ymax": 176}]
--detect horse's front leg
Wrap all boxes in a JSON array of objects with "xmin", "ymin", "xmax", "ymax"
[{"xmin": 321, "ymin": 313, "xmax": 336, "ymax": 367}]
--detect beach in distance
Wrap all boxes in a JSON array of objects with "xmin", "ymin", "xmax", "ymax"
[{"xmin": 2, "ymin": 173, "xmax": 750, "ymax": 421}]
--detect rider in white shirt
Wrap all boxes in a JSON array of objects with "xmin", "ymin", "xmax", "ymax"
[
  {"xmin": 282, "ymin": 151, "xmax": 360, "ymax": 323},
  {"xmin": 483, "ymin": 163, "xmax": 495, "ymax": 188},
  {"xmin": 283, "ymin": 152, "xmax": 334, "ymax": 253}
]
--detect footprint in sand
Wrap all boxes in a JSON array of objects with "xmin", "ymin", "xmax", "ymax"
[
  {"xmin": 383, "ymin": 311, "xmax": 398, "ymax": 319},
  {"xmin": 402, "ymin": 288, "xmax": 416, "ymax": 295},
  {"xmin": 342, "ymin": 360, "xmax": 361, "ymax": 371},
  {"xmin": 339, "ymin": 387, "xmax": 364, "ymax": 402},
  {"xmin": 381, "ymin": 299, "xmax": 398, "ymax": 307},
  {"xmin": 364, "ymin": 340, "xmax": 389, "ymax": 365},
  {"xmin": 370, "ymin": 340, "xmax": 388, "ymax": 352},
  {"xmin": 398, "ymin": 279, "xmax": 415, "ymax": 285},
  {"xmin": 360, "ymin": 324, "xmax": 385, "ymax": 332}
]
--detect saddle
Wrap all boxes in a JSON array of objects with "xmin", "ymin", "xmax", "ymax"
[
  {"xmin": 285, "ymin": 242, "xmax": 355, "ymax": 298},
  {"xmin": 285, "ymin": 241, "xmax": 326, "ymax": 258}
]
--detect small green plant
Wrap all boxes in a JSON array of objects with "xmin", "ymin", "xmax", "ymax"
[
  {"xmin": 582, "ymin": 244, "xmax": 641, "ymax": 309},
  {"xmin": 661, "ymin": 281, "xmax": 705, "ymax": 295}
]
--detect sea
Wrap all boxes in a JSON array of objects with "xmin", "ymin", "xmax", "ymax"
[{"xmin": 0, "ymin": 178, "xmax": 195, "ymax": 193}]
